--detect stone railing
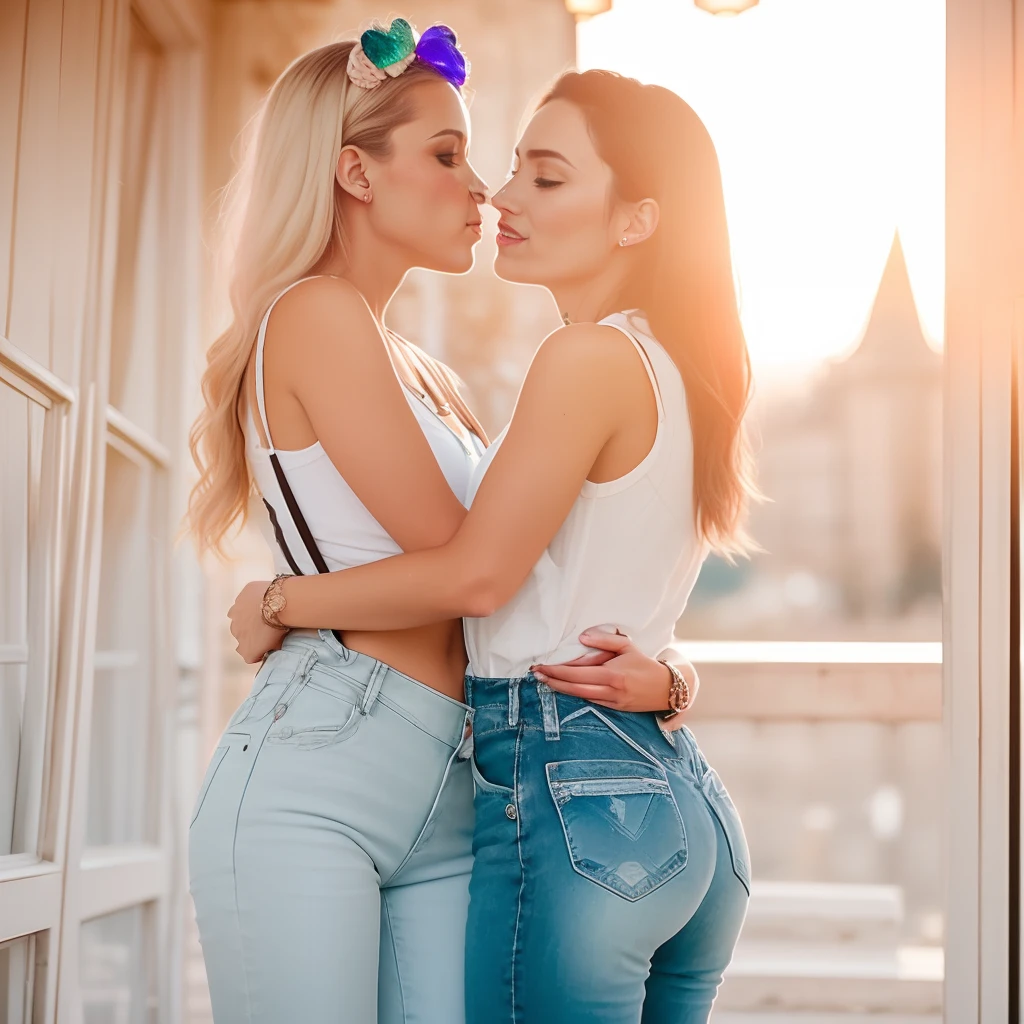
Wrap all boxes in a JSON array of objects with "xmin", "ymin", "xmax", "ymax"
[{"xmin": 683, "ymin": 642, "xmax": 943, "ymax": 1022}]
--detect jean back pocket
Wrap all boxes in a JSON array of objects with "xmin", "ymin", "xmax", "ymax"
[{"xmin": 546, "ymin": 759, "xmax": 687, "ymax": 902}]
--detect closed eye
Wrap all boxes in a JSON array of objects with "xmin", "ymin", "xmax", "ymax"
[
  {"xmin": 534, "ymin": 177, "xmax": 563, "ymax": 189},
  {"xmin": 436, "ymin": 152, "xmax": 460, "ymax": 167}
]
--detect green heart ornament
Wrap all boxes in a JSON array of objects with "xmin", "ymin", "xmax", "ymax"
[{"xmin": 360, "ymin": 18, "xmax": 416, "ymax": 70}]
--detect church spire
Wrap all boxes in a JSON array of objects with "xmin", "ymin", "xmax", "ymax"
[{"xmin": 852, "ymin": 232, "xmax": 933, "ymax": 365}]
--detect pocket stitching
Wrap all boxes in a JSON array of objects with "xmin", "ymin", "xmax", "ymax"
[
  {"xmin": 702, "ymin": 768, "xmax": 751, "ymax": 895},
  {"xmin": 546, "ymin": 760, "xmax": 688, "ymax": 902},
  {"xmin": 267, "ymin": 701, "xmax": 361, "ymax": 749},
  {"xmin": 556, "ymin": 706, "xmax": 666, "ymax": 771},
  {"xmin": 471, "ymin": 756, "xmax": 514, "ymax": 797},
  {"xmin": 190, "ymin": 745, "xmax": 228, "ymax": 827}
]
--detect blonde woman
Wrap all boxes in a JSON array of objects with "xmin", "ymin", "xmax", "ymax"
[
  {"xmin": 228, "ymin": 68, "xmax": 754, "ymax": 1023},
  {"xmin": 187, "ymin": 22, "xmax": 695, "ymax": 1024}
]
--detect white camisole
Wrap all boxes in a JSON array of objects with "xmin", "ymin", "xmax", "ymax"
[
  {"xmin": 463, "ymin": 311, "xmax": 708, "ymax": 678},
  {"xmin": 245, "ymin": 277, "xmax": 483, "ymax": 576}
]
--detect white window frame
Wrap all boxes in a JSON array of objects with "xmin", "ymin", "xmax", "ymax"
[{"xmin": 0, "ymin": 0, "xmax": 204, "ymax": 1019}]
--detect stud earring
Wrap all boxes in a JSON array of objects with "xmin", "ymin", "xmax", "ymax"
[
  {"xmin": 363, "ymin": 191, "xmax": 372, "ymax": 203},
  {"xmin": 619, "ymin": 237, "xmax": 628, "ymax": 247}
]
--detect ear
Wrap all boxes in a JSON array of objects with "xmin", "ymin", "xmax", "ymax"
[
  {"xmin": 336, "ymin": 146, "xmax": 372, "ymax": 202},
  {"xmin": 620, "ymin": 198, "xmax": 660, "ymax": 248}
]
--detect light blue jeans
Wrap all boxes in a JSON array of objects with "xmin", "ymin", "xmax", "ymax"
[{"xmin": 188, "ymin": 630, "xmax": 474, "ymax": 1024}]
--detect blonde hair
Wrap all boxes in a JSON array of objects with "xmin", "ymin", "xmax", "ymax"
[{"xmin": 189, "ymin": 39, "xmax": 484, "ymax": 555}]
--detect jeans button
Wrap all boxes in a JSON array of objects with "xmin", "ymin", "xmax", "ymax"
[{"xmin": 505, "ymin": 803, "xmax": 517, "ymax": 820}]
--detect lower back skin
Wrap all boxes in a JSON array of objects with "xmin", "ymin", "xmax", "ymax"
[{"xmin": 341, "ymin": 622, "xmax": 468, "ymax": 700}]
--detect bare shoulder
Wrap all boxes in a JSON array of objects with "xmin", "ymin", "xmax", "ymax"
[
  {"xmin": 527, "ymin": 322, "xmax": 650, "ymax": 389},
  {"xmin": 266, "ymin": 276, "xmax": 381, "ymax": 360}
]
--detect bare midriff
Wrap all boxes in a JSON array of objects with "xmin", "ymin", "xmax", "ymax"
[{"xmin": 341, "ymin": 621, "xmax": 468, "ymax": 701}]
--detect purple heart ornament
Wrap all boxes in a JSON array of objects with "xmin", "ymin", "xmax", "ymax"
[{"xmin": 415, "ymin": 24, "xmax": 468, "ymax": 88}]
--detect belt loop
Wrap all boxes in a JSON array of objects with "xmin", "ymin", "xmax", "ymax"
[
  {"xmin": 273, "ymin": 648, "xmax": 318, "ymax": 721},
  {"xmin": 508, "ymin": 678, "xmax": 520, "ymax": 727},
  {"xmin": 537, "ymin": 682, "xmax": 560, "ymax": 741},
  {"xmin": 318, "ymin": 628, "xmax": 352, "ymax": 663},
  {"xmin": 456, "ymin": 711, "xmax": 474, "ymax": 760},
  {"xmin": 359, "ymin": 659, "xmax": 388, "ymax": 716}
]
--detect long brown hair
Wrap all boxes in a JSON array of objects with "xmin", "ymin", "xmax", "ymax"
[
  {"xmin": 188, "ymin": 39, "xmax": 484, "ymax": 555},
  {"xmin": 541, "ymin": 71, "xmax": 757, "ymax": 556}
]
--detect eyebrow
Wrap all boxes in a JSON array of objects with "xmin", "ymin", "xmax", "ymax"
[
  {"xmin": 521, "ymin": 147, "xmax": 576, "ymax": 169},
  {"xmin": 428, "ymin": 129, "xmax": 465, "ymax": 143}
]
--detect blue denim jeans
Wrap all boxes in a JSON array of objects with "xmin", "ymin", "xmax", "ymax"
[
  {"xmin": 464, "ymin": 674, "xmax": 750, "ymax": 1024},
  {"xmin": 189, "ymin": 630, "xmax": 474, "ymax": 1024}
]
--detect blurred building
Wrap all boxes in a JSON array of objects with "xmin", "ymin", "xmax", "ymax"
[{"xmin": 685, "ymin": 234, "xmax": 943, "ymax": 641}]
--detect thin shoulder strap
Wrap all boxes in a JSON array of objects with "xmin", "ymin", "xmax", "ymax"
[
  {"xmin": 254, "ymin": 275, "xmax": 328, "ymax": 452},
  {"xmin": 600, "ymin": 316, "xmax": 666, "ymax": 422},
  {"xmin": 253, "ymin": 275, "xmax": 335, "ymax": 580}
]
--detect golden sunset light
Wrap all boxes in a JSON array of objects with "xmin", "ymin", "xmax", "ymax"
[{"xmin": 579, "ymin": 0, "xmax": 945, "ymax": 367}]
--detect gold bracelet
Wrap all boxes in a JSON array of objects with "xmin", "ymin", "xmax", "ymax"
[
  {"xmin": 659, "ymin": 659, "xmax": 691, "ymax": 716},
  {"xmin": 261, "ymin": 574, "xmax": 293, "ymax": 630}
]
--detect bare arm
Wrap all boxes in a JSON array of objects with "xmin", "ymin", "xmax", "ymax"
[
  {"xmin": 274, "ymin": 323, "xmax": 639, "ymax": 629},
  {"xmin": 267, "ymin": 277, "xmax": 469, "ymax": 551}
]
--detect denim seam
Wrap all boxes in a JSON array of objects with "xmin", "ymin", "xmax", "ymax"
[
  {"xmin": 303, "ymin": 679, "xmax": 461, "ymax": 749},
  {"xmin": 359, "ymin": 659, "xmax": 388, "ymax": 715},
  {"xmin": 570, "ymin": 706, "xmax": 667, "ymax": 769},
  {"xmin": 374, "ymin": 694, "xmax": 464, "ymax": 747},
  {"xmin": 471, "ymin": 757, "xmax": 514, "ymax": 797},
  {"xmin": 701, "ymin": 769, "xmax": 751, "ymax": 894},
  {"xmin": 230, "ymin": 646, "xmax": 316, "ymax": 1022},
  {"xmin": 510, "ymin": 724, "xmax": 525, "ymax": 1023},
  {"xmin": 189, "ymin": 745, "xmax": 228, "ymax": 826},
  {"xmin": 380, "ymin": 891, "xmax": 408, "ymax": 1022},
  {"xmin": 382, "ymin": 711, "xmax": 469, "ymax": 886}
]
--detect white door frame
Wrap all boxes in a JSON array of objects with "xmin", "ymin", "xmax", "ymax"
[{"xmin": 944, "ymin": 0, "xmax": 1022, "ymax": 1019}]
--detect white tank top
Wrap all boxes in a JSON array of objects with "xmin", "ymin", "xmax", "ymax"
[
  {"xmin": 463, "ymin": 311, "xmax": 708, "ymax": 678},
  {"xmin": 245, "ymin": 277, "xmax": 484, "ymax": 575}
]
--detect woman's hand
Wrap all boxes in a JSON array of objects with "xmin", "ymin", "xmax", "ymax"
[
  {"xmin": 531, "ymin": 627, "xmax": 696, "ymax": 730},
  {"xmin": 229, "ymin": 580, "xmax": 286, "ymax": 664}
]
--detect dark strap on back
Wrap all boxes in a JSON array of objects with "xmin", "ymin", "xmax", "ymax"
[
  {"xmin": 261, "ymin": 497, "xmax": 302, "ymax": 576},
  {"xmin": 252, "ymin": 277, "xmax": 335, "ymax": 578},
  {"xmin": 268, "ymin": 452, "xmax": 330, "ymax": 575},
  {"xmin": 254, "ymin": 278, "xmax": 341, "ymax": 640}
]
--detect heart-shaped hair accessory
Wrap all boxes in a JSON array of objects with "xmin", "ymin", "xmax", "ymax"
[
  {"xmin": 360, "ymin": 18, "xmax": 417, "ymax": 75},
  {"xmin": 415, "ymin": 25, "xmax": 468, "ymax": 88}
]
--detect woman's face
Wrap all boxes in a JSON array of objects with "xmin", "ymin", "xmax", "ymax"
[
  {"xmin": 491, "ymin": 99, "xmax": 625, "ymax": 288},
  {"xmin": 364, "ymin": 80, "xmax": 487, "ymax": 274}
]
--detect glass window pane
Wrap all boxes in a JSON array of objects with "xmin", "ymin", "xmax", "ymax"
[
  {"xmin": 87, "ymin": 445, "xmax": 155, "ymax": 846},
  {"xmin": 0, "ymin": 664, "xmax": 27, "ymax": 857},
  {"xmin": 0, "ymin": 383, "xmax": 29, "ymax": 649},
  {"xmin": 0, "ymin": 935, "xmax": 33, "ymax": 1024},
  {"xmin": 0, "ymin": 382, "xmax": 44, "ymax": 858},
  {"xmin": 80, "ymin": 906, "xmax": 155, "ymax": 1024}
]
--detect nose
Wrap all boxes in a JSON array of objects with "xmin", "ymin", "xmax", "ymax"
[
  {"xmin": 467, "ymin": 162, "xmax": 489, "ymax": 206},
  {"xmin": 470, "ymin": 182, "xmax": 488, "ymax": 205},
  {"xmin": 491, "ymin": 179, "xmax": 516, "ymax": 214}
]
